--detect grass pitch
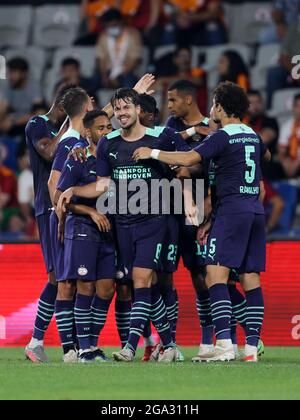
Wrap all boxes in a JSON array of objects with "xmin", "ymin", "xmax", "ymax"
[{"xmin": 0, "ymin": 347, "xmax": 299, "ymax": 400}]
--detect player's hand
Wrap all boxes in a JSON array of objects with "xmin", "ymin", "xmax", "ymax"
[
  {"xmin": 195, "ymin": 125, "xmax": 211, "ymax": 136},
  {"xmin": 133, "ymin": 147, "xmax": 152, "ymax": 161},
  {"xmin": 68, "ymin": 146, "xmax": 87, "ymax": 163},
  {"xmin": 197, "ymin": 220, "xmax": 212, "ymax": 246},
  {"xmin": 90, "ymin": 210, "xmax": 111, "ymax": 232},
  {"xmin": 57, "ymin": 187, "xmax": 75, "ymax": 214},
  {"xmin": 185, "ymin": 202, "xmax": 199, "ymax": 226},
  {"xmin": 133, "ymin": 73, "xmax": 155, "ymax": 96}
]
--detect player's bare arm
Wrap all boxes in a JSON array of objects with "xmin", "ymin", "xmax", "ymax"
[
  {"xmin": 133, "ymin": 148, "xmax": 201, "ymax": 167},
  {"xmin": 57, "ymin": 176, "xmax": 110, "ymax": 213},
  {"xmin": 35, "ymin": 117, "xmax": 69, "ymax": 162}
]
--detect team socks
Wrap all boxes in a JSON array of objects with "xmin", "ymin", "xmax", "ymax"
[
  {"xmin": 150, "ymin": 284, "xmax": 174, "ymax": 349},
  {"xmin": 209, "ymin": 284, "xmax": 232, "ymax": 341},
  {"xmin": 196, "ymin": 290, "xmax": 214, "ymax": 345},
  {"xmin": 245, "ymin": 288, "xmax": 265, "ymax": 347},
  {"xmin": 126, "ymin": 288, "xmax": 151, "ymax": 353},
  {"xmin": 55, "ymin": 300, "xmax": 75, "ymax": 354},
  {"xmin": 74, "ymin": 294, "xmax": 93, "ymax": 351},
  {"xmin": 115, "ymin": 299, "xmax": 132, "ymax": 348},
  {"xmin": 32, "ymin": 283, "xmax": 57, "ymax": 342},
  {"xmin": 90, "ymin": 295, "xmax": 112, "ymax": 348},
  {"xmin": 161, "ymin": 285, "xmax": 178, "ymax": 343}
]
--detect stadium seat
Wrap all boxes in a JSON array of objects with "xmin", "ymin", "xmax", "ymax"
[
  {"xmin": 33, "ymin": 5, "xmax": 80, "ymax": 48},
  {"xmin": 201, "ymin": 44, "xmax": 252, "ymax": 90},
  {"xmin": 272, "ymin": 181, "xmax": 299, "ymax": 235},
  {"xmin": 224, "ymin": 2, "xmax": 272, "ymax": 44},
  {"xmin": 51, "ymin": 47, "xmax": 97, "ymax": 77},
  {"xmin": 97, "ymin": 89, "xmax": 115, "ymax": 108},
  {"xmin": 251, "ymin": 43, "xmax": 280, "ymax": 90},
  {"xmin": 3, "ymin": 47, "xmax": 47, "ymax": 82},
  {"xmin": 0, "ymin": 6, "xmax": 33, "ymax": 48},
  {"xmin": 203, "ymin": 44, "xmax": 252, "ymax": 71},
  {"xmin": 269, "ymin": 88, "xmax": 300, "ymax": 121}
]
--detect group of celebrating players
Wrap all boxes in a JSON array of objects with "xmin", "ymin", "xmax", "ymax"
[{"xmin": 24, "ymin": 73, "xmax": 268, "ymax": 364}]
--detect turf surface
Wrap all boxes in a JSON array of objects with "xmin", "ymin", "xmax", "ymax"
[{"xmin": 0, "ymin": 347, "xmax": 299, "ymax": 400}]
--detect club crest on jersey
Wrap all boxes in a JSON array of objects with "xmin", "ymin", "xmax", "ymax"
[{"xmin": 78, "ymin": 265, "xmax": 88, "ymax": 276}]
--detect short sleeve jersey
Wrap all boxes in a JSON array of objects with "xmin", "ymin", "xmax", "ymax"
[
  {"xmin": 25, "ymin": 115, "xmax": 58, "ymax": 217},
  {"xmin": 194, "ymin": 124, "xmax": 266, "ymax": 216},
  {"xmin": 96, "ymin": 126, "xmax": 189, "ymax": 225}
]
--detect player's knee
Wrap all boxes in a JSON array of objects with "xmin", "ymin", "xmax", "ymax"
[
  {"xmin": 77, "ymin": 281, "xmax": 95, "ymax": 296},
  {"xmin": 57, "ymin": 281, "xmax": 75, "ymax": 300},
  {"xmin": 133, "ymin": 268, "xmax": 153, "ymax": 288},
  {"xmin": 96, "ymin": 280, "xmax": 115, "ymax": 300}
]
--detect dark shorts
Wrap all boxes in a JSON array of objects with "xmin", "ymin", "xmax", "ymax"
[
  {"xmin": 116, "ymin": 216, "xmax": 167, "ymax": 280},
  {"xmin": 36, "ymin": 211, "xmax": 54, "ymax": 274},
  {"xmin": 49, "ymin": 211, "xmax": 65, "ymax": 281},
  {"xmin": 61, "ymin": 238, "xmax": 116, "ymax": 282},
  {"xmin": 205, "ymin": 213, "xmax": 266, "ymax": 273},
  {"xmin": 159, "ymin": 215, "xmax": 179, "ymax": 274},
  {"xmin": 178, "ymin": 218, "xmax": 207, "ymax": 270}
]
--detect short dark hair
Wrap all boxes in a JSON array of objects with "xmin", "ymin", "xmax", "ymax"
[
  {"xmin": 247, "ymin": 89, "xmax": 261, "ymax": 97},
  {"xmin": 61, "ymin": 87, "xmax": 90, "ymax": 118},
  {"xmin": 83, "ymin": 109, "xmax": 109, "ymax": 129},
  {"xmin": 294, "ymin": 93, "xmax": 300, "ymax": 104},
  {"xmin": 168, "ymin": 79, "xmax": 198, "ymax": 100},
  {"xmin": 54, "ymin": 83, "xmax": 77, "ymax": 107},
  {"xmin": 101, "ymin": 8, "xmax": 122, "ymax": 24},
  {"xmin": 7, "ymin": 57, "xmax": 28, "ymax": 72},
  {"xmin": 110, "ymin": 88, "xmax": 140, "ymax": 108},
  {"xmin": 61, "ymin": 57, "xmax": 80, "ymax": 69},
  {"xmin": 139, "ymin": 94, "xmax": 158, "ymax": 115},
  {"xmin": 213, "ymin": 81, "xmax": 250, "ymax": 120}
]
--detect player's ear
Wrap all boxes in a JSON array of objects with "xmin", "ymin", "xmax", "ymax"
[
  {"xmin": 186, "ymin": 95, "xmax": 193, "ymax": 106},
  {"xmin": 136, "ymin": 105, "xmax": 141, "ymax": 116}
]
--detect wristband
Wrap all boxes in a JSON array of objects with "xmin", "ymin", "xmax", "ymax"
[
  {"xmin": 186, "ymin": 127, "xmax": 196, "ymax": 137},
  {"xmin": 151, "ymin": 149, "xmax": 160, "ymax": 160}
]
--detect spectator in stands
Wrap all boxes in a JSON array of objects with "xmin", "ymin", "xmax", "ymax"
[
  {"xmin": 155, "ymin": 47, "xmax": 207, "ymax": 117},
  {"xmin": 0, "ymin": 58, "xmax": 43, "ymax": 136},
  {"xmin": 79, "ymin": 0, "xmax": 161, "ymax": 42},
  {"xmin": 266, "ymin": 21, "xmax": 300, "ymax": 108},
  {"xmin": 259, "ymin": 0, "xmax": 300, "ymax": 44},
  {"xmin": 54, "ymin": 58, "xmax": 99, "ymax": 99},
  {"xmin": 17, "ymin": 145, "xmax": 35, "ymax": 236},
  {"xmin": 278, "ymin": 94, "xmax": 300, "ymax": 178},
  {"xmin": 96, "ymin": 8, "xmax": 142, "ymax": 88},
  {"xmin": 247, "ymin": 89, "xmax": 284, "ymax": 180},
  {"xmin": 0, "ymin": 148, "xmax": 18, "ymax": 231},
  {"xmin": 167, "ymin": 0, "xmax": 227, "ymax": 47},
  {"xmin": 217, "ymin": 50, "xmax": 249, "ymax": 91},
  {"xmin": 263, "ymin": 178, "xmax": 285, "ymax": 234}
]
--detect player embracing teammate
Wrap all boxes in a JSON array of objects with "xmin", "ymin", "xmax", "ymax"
[{"xmin": 134, "ymin": 82, "xmax": 269, "ymax": 363}]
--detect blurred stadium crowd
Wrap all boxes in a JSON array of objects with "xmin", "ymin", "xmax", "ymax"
[{"xmin": 0, "ymin": 0, "xmax": 300, "ymax": 241}]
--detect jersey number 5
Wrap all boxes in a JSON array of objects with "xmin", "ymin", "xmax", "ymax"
[{"xmin": 245, "ymin": 145, "xmax": 256, "ymax": 184}]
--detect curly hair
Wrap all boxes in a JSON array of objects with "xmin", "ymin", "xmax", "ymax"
[{"xmin": 213, "ymin": 81, "xmax": 250, "ymax": 120}]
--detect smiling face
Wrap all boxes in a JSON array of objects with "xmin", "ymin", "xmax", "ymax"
[{"xmin": 113, "ymin": 98, "xmax": 140, "ymax": 129}]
